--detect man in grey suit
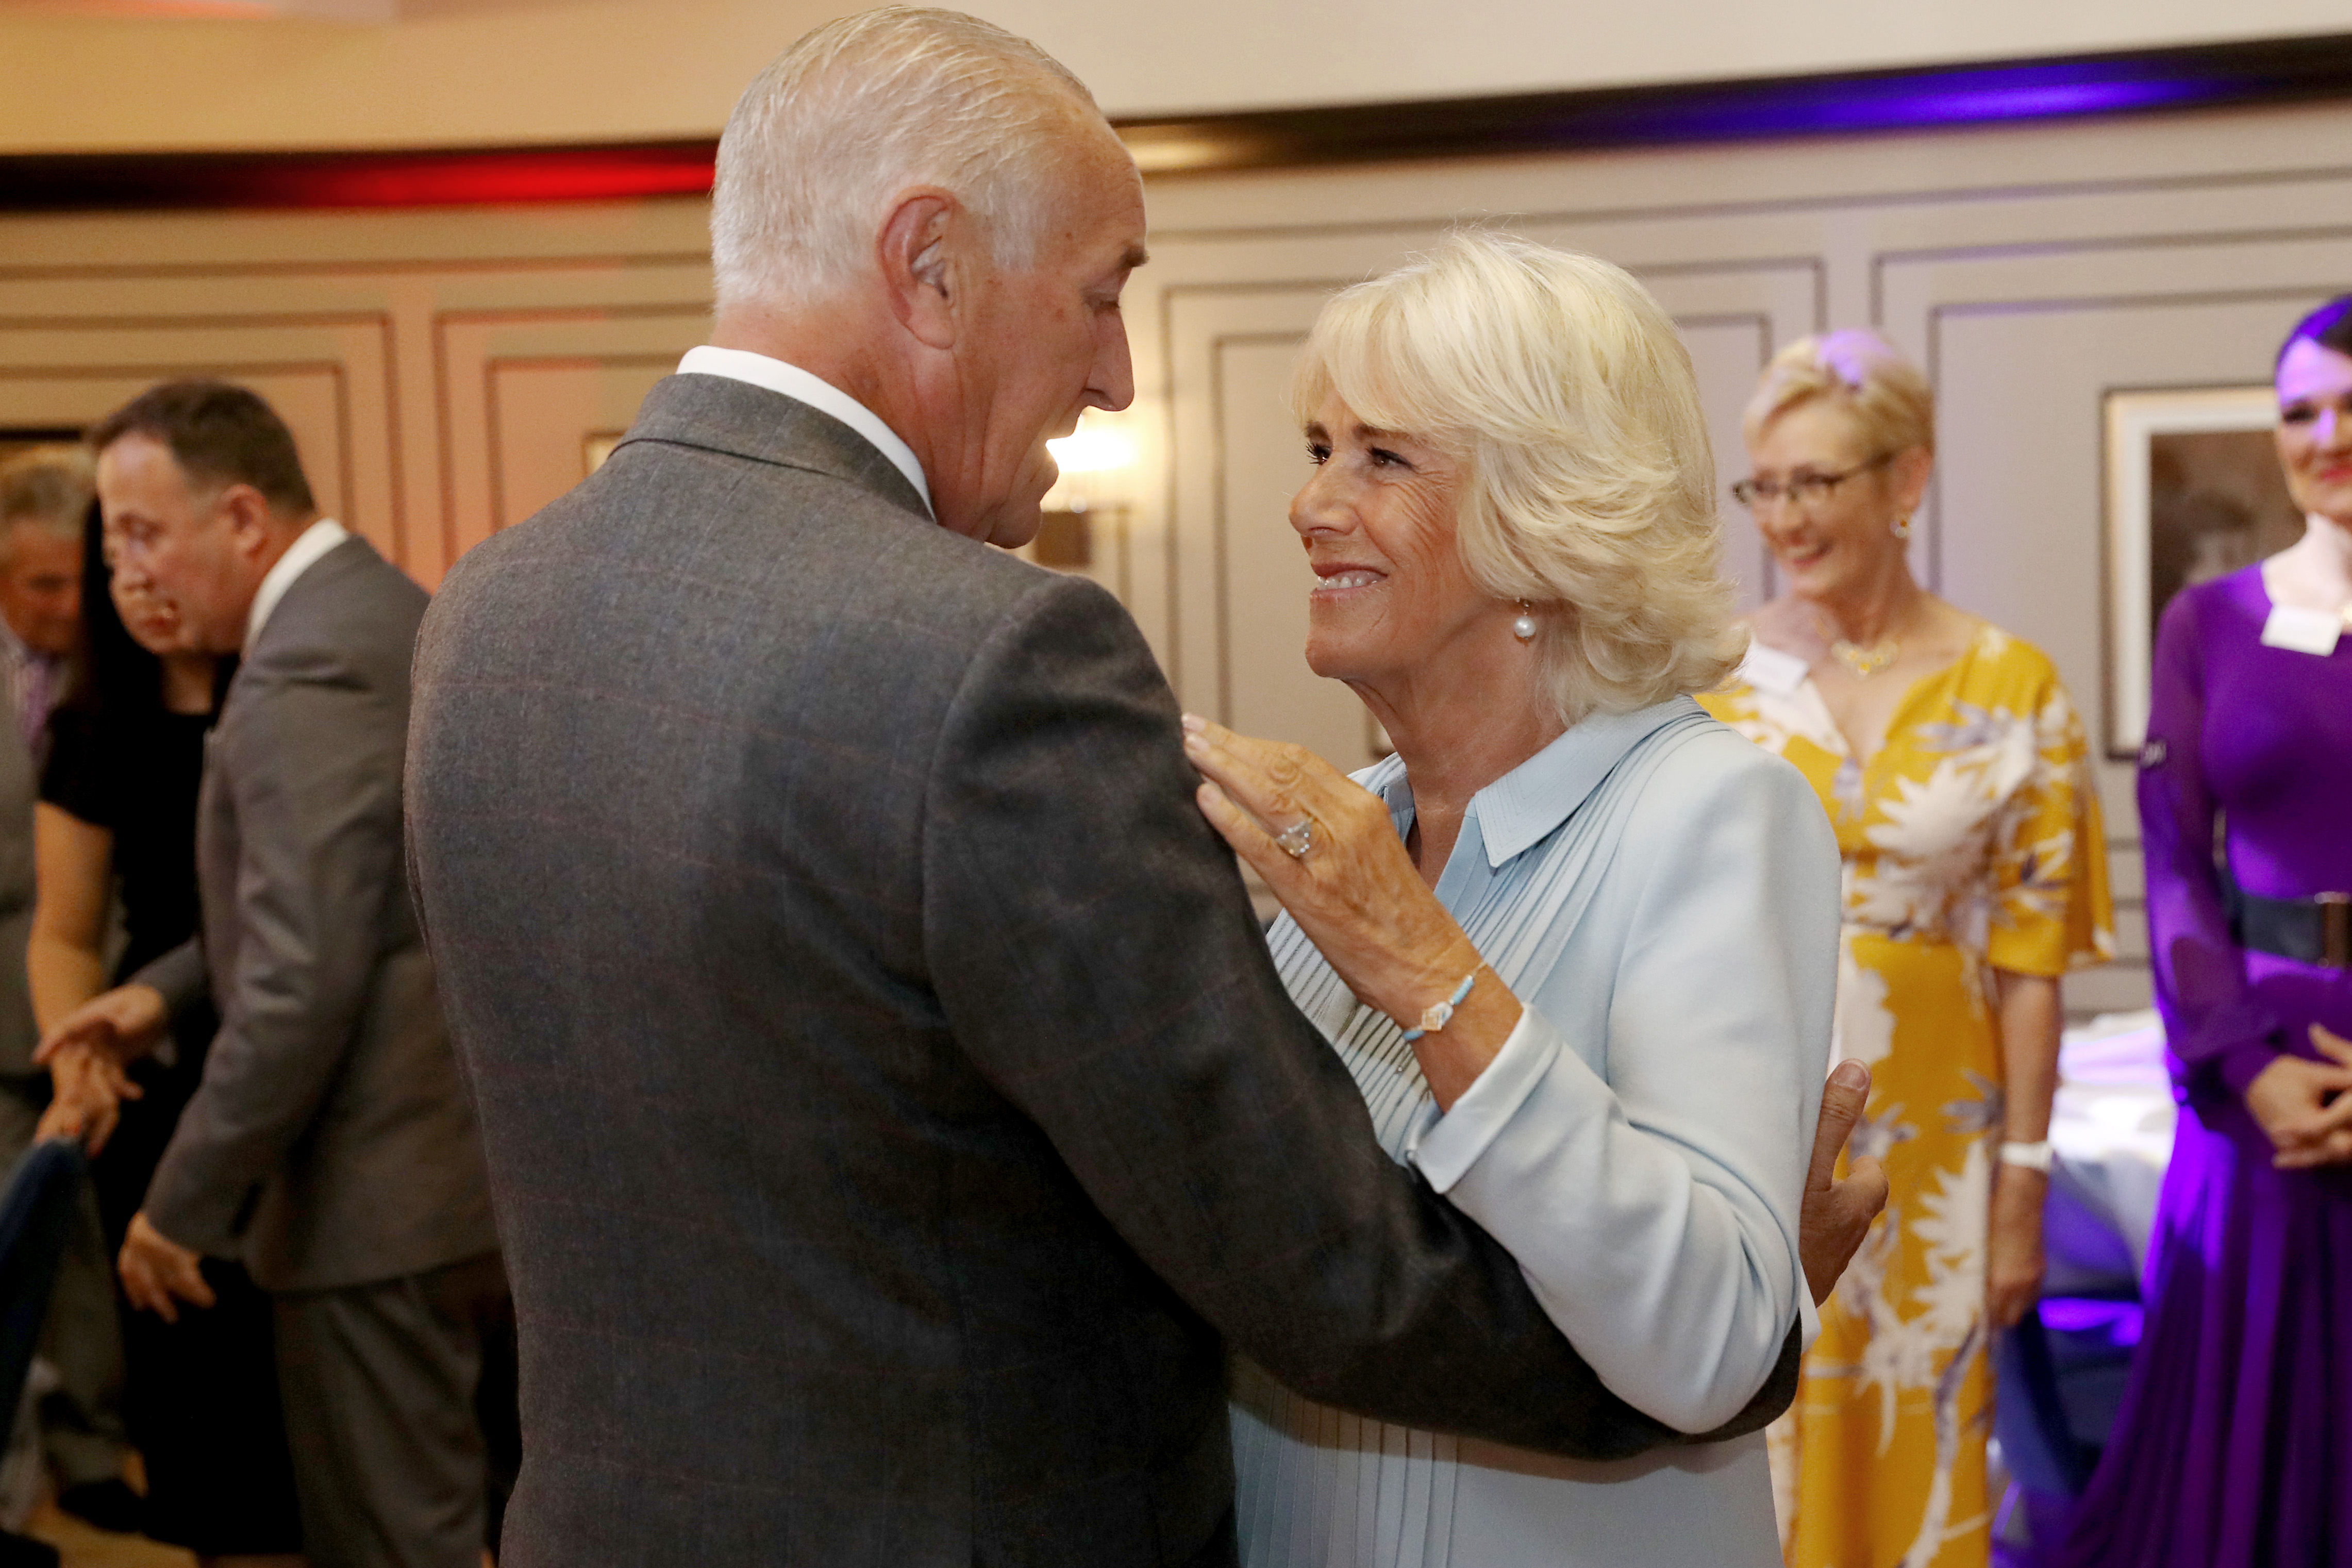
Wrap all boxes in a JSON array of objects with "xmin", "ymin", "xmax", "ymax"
[
  {"xmin": 46, "ymin": 382, "xmax": 505, "ymax": 1568},
  {"xmin": 406, "ymin": 12, "xmax": 1882, "ymax": 1567}
]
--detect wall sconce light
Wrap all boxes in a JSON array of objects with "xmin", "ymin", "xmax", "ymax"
[
  {"xmin": 1045, "ymin": 422, "xmax": 1137, "ymax": 483},
  {"xmin": 1037, "ymin": 413, "xmax": 1140, "ymax": 575}
]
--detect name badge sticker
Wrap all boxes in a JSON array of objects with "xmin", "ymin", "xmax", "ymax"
[
  {"xmin": 1739, "ymin": 642, "xmax": 1812, "ymax": 695},
  {"xmin": 2260, "ymin": 605, "xmax": 2343, "ymax": 657}
]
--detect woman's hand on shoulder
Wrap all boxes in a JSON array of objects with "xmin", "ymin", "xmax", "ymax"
[
  {"xmin": 1181, "ymin": 714, "xmax": 1463, "ymax": 1024},
  {"xmin": 1180, "ymin": 715, "xmax": 1516, "ymax": 1107}
]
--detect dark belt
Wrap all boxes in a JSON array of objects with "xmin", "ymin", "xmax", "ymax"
[{"xmin": 2233, "ymin": 887, "xmax": 2352, "ymax": 970}]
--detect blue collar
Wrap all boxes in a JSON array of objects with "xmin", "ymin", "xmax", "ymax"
[{"xmin": 1361, "ymin": 696, "xmax": 1704, "ymax": 871}]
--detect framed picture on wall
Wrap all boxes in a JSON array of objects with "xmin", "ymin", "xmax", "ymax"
[{"xmin": 2101, "ymin": 386, "xmax": 2302, "ymax": 757}]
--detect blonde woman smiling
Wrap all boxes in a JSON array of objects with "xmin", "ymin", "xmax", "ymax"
[
  {"xmin": 1702, "ymin": 332, "xmax": 2113, "ymax": 1568},
  {"xmin": 1183, "ymin": 233, "xmax": 1867, "ymax": 1567}
]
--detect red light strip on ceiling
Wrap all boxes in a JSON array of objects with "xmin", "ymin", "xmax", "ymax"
[{"xmin": 0, "ymin": 142, "xmax": 721, "ymax": 211}]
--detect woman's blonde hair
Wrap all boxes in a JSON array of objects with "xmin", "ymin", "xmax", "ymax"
[
  {"xmin": 1291, "ymin": 232, "xmax": 1740, "ymax": 726},
  {"xmin": 1742, "ymin": 328, "xmax": 1935, "ymax": 458}
]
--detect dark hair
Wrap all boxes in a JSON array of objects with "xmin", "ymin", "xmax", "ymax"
[
  {"xmin": 61, "ymin": 498, "xmax": 231, "ymax": 723},
  {"xmin": 2278, "ymin": 294, "xmax": 2352, "ymax": 373},
  {"xmin": 86, "ymin": 379, "xmax": 316, "ymax": 516}
]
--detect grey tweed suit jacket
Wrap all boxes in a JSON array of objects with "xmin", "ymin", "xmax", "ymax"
[
  {"xmin": 137, "ymin": 536, "xmax": 498, "ymax": 1293},
  {"xmin": 405, "ymin": 374, "xmax": 1797, "ymax": 1568}
]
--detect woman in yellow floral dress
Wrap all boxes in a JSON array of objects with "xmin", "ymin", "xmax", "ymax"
[{"xmin": 1699, "ymin": 330, "xmax": 2113, "ymax": 1568}]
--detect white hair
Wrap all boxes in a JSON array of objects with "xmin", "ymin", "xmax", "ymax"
[
  {"xmin": 1292, "ymin": 232, "xmax": 1741, "ymax": 727},
  {"xmin": 711, "ymin": 8, "xmax": 1101, "ymax": 311},
  {"xmin": 0, "ymin": 444, "xmax": 91, "ymax": 570}
]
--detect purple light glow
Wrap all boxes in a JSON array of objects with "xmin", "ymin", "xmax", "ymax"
[
  {"xmin": 2038, "ymin": 1297, "xmax": 2145, "ymax": 1348},
  {"xmin": 1826, "ymin": 79, "xmax": 2203, "ymax": 126},
  {"xmin": 1571, "ymin": 61, "xmax": 2249, "ymax": 144}
]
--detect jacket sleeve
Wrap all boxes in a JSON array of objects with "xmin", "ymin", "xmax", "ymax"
[
  {"xmin": 1407, "ymin": 747, "xmax": 1837, "ymax": 1432},
  {"xmin": 143, "ymin": 665, "xmax": 407, "ymax": 1255},
  {"xmin": 2138, "ymin": 588, "xmax": 2278, "ymax": 1099},
  {"xmin": 129, "ymin": 937, "xmax": 211, "ymax": 1024},
  {"xmin": 920, "ymin": 574, "xmax": 1795, "ymax": 1460}
]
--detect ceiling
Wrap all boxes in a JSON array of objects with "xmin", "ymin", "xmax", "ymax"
[
  {"xmin": 5, "ymin": 0, "xmax": 2352, "ymax": 152},
  {"xmin": 0, "ymin": 0, "xmax": 542, "ymax": 17}
]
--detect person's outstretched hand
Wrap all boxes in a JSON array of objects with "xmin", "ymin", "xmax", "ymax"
[
  {"xmin": 1800, "ymin": 1060, "xmax": 1888, "ymax": 1307},
  {"xmin": 34, "ymin": 983, "xmax": 168, "ymax": 1073}
]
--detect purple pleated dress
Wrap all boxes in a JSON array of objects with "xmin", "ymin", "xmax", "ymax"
[{"xmin": 2058, "ymin": 564, "xmax": 2352, "ymax": 1567}]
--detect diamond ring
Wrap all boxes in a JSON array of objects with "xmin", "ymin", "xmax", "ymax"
[{"xmin": 1273, "ymin": 819, "xmax": 1315, "ymax": 859}]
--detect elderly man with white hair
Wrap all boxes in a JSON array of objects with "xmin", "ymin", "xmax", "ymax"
[{"xmin": 405, "ymin": 11, "xmax": 1884, "ymax": 1567}]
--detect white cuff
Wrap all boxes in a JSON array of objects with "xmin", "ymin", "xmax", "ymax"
[{"xmin": 1403, "ymin": 1005, "xmax": 1562, "ymax": 1193}]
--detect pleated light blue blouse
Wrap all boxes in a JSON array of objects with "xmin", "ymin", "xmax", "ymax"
[{"xmin": 1229, "ymin": 697, "xmax": 1839, "ymax": 1568}]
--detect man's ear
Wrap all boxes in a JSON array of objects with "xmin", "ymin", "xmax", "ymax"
[
  {"xmin": 877, "ymin": 189, "xmax": 960, "ymax": 352},
  {"xmin": 215, "ymin": 484, "xmax": 278, "ymax": 560}
]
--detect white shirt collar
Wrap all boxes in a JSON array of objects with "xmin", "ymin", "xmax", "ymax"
[
  {"xmin": 1353, "ymin": 696, "xmax": 1706, "ymax": 872},
  {"xmin": 676, "ymin": 346, "xmax": 931, "ymax": 513},
  {"xmin": 246, "ymin": 518, "xmax": 352, "ymax": 649}
]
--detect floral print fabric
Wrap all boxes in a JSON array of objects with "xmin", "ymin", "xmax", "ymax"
[{"xmin": 1700, "ymin": 624, "xmax": 2113, "ymax": 1568}]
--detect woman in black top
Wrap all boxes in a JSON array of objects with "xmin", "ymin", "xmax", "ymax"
[{"xmin": 30, "ymin": 504, "xmax": 301, "ymax": 1567}]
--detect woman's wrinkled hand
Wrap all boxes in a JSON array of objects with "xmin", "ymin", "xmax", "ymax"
[{"xmin": 1181, "ymin": 715, "xmax": 1472, "ymax": 1025}]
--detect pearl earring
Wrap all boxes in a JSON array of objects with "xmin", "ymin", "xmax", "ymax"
[
  {"xmin": 1512, "ymin": 600, "xmax": 1538, "ymax": 641},
  {"xmin": 1891, "ymin": 513, "xmax": 1913, "ymax": 540}
]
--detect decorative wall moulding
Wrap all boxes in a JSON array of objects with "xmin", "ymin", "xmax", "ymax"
[{"xmin": 5, "ymin": 30, "xmax": 2352, "ymax": 210}]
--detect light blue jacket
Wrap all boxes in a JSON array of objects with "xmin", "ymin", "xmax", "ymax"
[{"xmin": 1233, "ymin": 698, "xmax": 1840, "ymax": 1567}]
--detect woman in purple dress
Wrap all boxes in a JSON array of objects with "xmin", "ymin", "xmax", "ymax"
[{"xmin": 2059, "ymin": 297, "xmax": 2352, "ymax": 1565}]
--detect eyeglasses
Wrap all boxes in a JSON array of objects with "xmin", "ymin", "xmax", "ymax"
[{"xmin": 1730, "ymin": 453, "xmax": 1894, "ymax": 511}]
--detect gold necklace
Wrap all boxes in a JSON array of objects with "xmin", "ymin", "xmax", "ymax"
[{"xmin": 1830, "ymin": 636, "xmax": 1900, "ymax": 678}]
